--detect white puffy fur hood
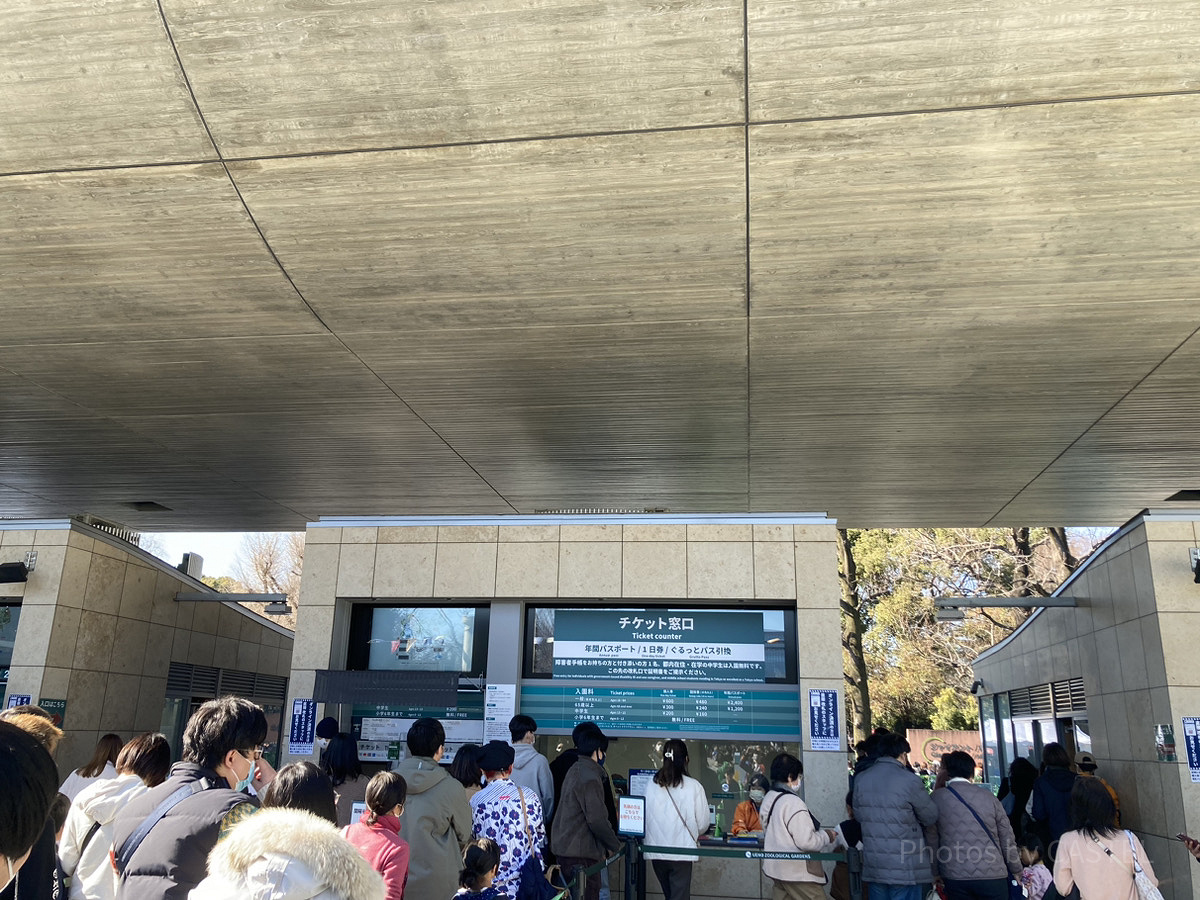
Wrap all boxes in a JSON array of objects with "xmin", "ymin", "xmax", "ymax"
[{"xmin": 189, "ymin": 808, "xmax": 386, "ymax": 900}]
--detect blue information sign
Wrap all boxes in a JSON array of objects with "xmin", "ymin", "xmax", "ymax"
[
  {"xmin": 808, "ymin": 690, "xmax": 840, "ymax": 751},
  {"xmin": 6, "ymin": 693, "xmax": 31, "ymax": 709},
  {"xmin": 1183, "ymin": 717, "xmax": 1200, "ymax": 783},
  {"xmin": 289, "ymin": 698, "xmax": 317, "ymax": 756},
  {"xmin": 521, "ymin": 684, "xmax": 801, "ymax": 739}
]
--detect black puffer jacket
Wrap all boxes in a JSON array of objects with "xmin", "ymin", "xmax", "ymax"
[{"xmin": 111, "ymin": 762, "xmax": 256, "ymax": 899}]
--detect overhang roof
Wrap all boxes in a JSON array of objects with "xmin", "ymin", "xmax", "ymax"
[{"xmin": 2, "ymin": 1, "xmax": 1199, "ymax": 530}]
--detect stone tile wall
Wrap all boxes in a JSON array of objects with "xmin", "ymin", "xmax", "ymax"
[
  {"xmin": 2, "ymin": 523, "xmax": 293, "ymax": 774},
  {"xmin": 973, "ymin": 516, "xmax": 1200, "ymax": 898}
]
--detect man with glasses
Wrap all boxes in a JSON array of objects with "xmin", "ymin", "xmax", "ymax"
[{"xmin": 112, "ymin": 697, "xmax": 277, "ymax": 899}]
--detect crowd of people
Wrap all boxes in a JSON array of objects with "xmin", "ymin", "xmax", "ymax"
[
  {"xmin": 845, "ymin": 729, "xmax": 1165, "ymax": 900},
  {"xmin": 0, "ymin": 702, "xmax": 1192, "ymax": 900}
]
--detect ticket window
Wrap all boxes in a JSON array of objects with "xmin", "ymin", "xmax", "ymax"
[{"xmin": 534, "ymin": 735, "xmax": 803, "ymax": 833}]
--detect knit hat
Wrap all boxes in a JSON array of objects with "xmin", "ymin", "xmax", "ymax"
[{"xmin": 476, "ymin": 740, "xmax": 516, "ymax": 771}]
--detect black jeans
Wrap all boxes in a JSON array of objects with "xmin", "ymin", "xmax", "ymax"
[{"xmin": 943, "ymin": 877, "xmax": 1010, "ymax": 900}]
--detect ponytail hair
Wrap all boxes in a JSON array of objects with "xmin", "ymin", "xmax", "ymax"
[
  {"xmin": 365, "ymin": 770, "xmax": 407, "ymax": 825},
  {"xmin": 460, "ymin": 838, "xmax": 501, "ymax": 890},
  {"xmin": 654, "ymin": 739, "xmax": 689, "ymax": 788}
]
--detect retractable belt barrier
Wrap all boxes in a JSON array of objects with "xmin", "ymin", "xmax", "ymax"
[
  {"xmin": 640, "ymin": 844, "xmax": 846, "ymax": 861},
  {"xmin": 553, "ymin": 844, "xmax": 847, "ymax": 900}
]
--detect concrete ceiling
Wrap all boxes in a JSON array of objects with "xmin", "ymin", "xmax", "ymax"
[{"xmin": 2, "ymin": 0, "xmax": 1199, "ymax": 530}]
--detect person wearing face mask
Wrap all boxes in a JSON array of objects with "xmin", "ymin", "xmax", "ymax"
[
  {"xmin": 111, "ymin": 697, "xmax": 278, "ymax": 899},
  {"xmin": 551, "ymin": 724, "xmax": 620, "ymax": 900},
  {"xmin": 316, "ymin": 718, "xmax": 340, "ymax": 755},
  {"xmin": 760, "ymin": 754, "xmax": 839, "ymax": 900},
  {"xmin": 0, "ymin": 722, "xmax": 59, "ymax": 896},
  {"xmin": 733, "ymin": 773, "xmax": 771, "ymax": 837}
]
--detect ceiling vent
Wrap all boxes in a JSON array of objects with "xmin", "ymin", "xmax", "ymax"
[
  {"xmin": 1164, "ymin": 490, "xmax": 1200, "ymax": 502},
  {"xmin": 127, "ymin": 500, "xmax": 173, "ymax": 512}
]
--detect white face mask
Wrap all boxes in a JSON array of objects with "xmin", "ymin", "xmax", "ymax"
[
  {"xmin": 2, "ymin": 855, "xmax": 16, "ymax": 892},
  {"xmin": 317, "ymin": 737, "xmax": 330, "ymax": 751}
]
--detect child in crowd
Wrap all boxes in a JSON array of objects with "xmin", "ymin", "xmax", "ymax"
[
  {"xmin": 454, "ymin": 838, "xmax": 509, "ymax": 900},
  {"xmin": 1018, "ymin": 834, "xmax": 1052, "ymax": 900}
]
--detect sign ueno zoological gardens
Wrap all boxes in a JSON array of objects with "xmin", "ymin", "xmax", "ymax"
[{"xmin": 552, "ymin": 610, "xmax": 766, "ymax": 683}]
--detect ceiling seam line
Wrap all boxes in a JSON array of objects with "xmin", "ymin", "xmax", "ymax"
[
  {"xmin": 153, "ymin": 0, "xmax": 519, "ymax": 515},
  {"xmin": 985, "ymin": 319, "xmax": 1200, "ymax": 526},
  {"xmin": 6, "ymin": 85, "xmax": 1198, "ymax": 181},
  {"xmin": 743, "ymin": 0, "xmax": 753, "ymax": 512}
]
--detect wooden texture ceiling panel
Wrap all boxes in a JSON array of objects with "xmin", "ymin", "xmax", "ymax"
[
  {"xmin": 0, "ymin": 166, "xmax": 320, "ymax": 346},
  {"xmin": 164, "ymin": 0, "xmax": 745, "ymax": 157},
  {"xmin": 116, "ymin": 413, "xmax": 516, "ymax": 518},
  {"xmin": 748, "ymin": 97, "xmax": 1200, "ymax": 319},
  {"xmin": 999, "ymin": 332, "xmax": 1200, "ymax": 524},
  {"xmin": 1, "ymin": 0, "xmax": 213, "ymax": 173},
  {"xmin": 0, "ymin": 336, "xmax": 410, "ymax": 416},
  {"xmin": 749, "ymin": 0, "xmax": 1200, "ymax": 121},
  {"xmin": 748, "ymin": 302, "xmax": 1200, "ymax": 525},
  {"xmin": 229, "ymin": 128, "xmax": 746, "ymax": 332},
  {"xmin": 346, "ymin": 320, "xmax": 750, "ymax": 512},
  {"xmin": 2, "ymin": 1, "xmax": 1199, "ymax": 529}
]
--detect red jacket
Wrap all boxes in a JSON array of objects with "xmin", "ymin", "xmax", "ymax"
[{"xmin": 344, "ymin": 813, "xmax": 410, "ymax": 900}]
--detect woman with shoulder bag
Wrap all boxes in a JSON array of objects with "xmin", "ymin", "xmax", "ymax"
[
  {"xmin": 1053, "ymin": 778, "xmax": 1159, "ymax": 900},
  {"xmin": 643, "ymin": 740, "xmax": 708, "ymax": 900},
  {"xmin": 760, "ymin": 754, "xmax": 838, "ymax": 900}
]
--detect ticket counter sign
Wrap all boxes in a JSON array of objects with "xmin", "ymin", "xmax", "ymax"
[{"xmin": 553, "ymin": 610, "xmax": 765, "ymax": 683}]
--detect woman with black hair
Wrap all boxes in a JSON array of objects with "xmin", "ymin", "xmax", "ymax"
[
  {"xmin": 263, "ymin": 761, "xmax": 340, "ymax": 824},
  {"xmin": 1052, "ymin": 778, "xmax": 1157, "ymax": 900},
  {"xmin": 760, "ymin": 753, "xmax": 838, "ymax": 900},
  {"xmin": 732, "ymin": 773, "xmax": 770, "ymax": 836},
  {"xmin": 449, "ymin": 744, "xmax": 484, "ymax": 801},
  {"xmin": 0, "ymin": 722, "xmax": 59, "ymax": 894},
  {"xmin": 324, "ymin": 733, "xmax": 368, "ymax": 826},
  {"xmin": 643, "ymin": 740, "xmax": 708, "ymax": 900},
  {"xmin": 60, "ymin": 732, "xmax": 171, "ymax": 900},
  {"xmin": 190, "ymin": 762, "xmax": 384, "ymax": 900},
  {"xmin": 1028, "ymin": 744, "xmax": 1077, "ymax": 862},
  {"xmin": 998, "ymin": 758, "xmax": 1038, "ymax": 840}
]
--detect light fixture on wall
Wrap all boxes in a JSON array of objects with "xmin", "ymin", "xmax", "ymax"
[
  {"xmin": 970, "ymin": 680, "xmax": 984, "ymax": 695},
  {"xmin": 175, "ymin": 591, "xmax": 292, "ymax": 616}
]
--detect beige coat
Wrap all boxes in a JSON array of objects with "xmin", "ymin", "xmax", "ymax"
[{"xmin": 760, "ymin": 789, "xmax": 834, "ymax": 884}]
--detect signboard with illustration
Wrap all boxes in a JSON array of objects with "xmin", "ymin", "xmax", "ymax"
[
  {"xmin": 552, "ymin": 610, "xmax": 765, "ymax": 683},
  {"xmin": 905, "ymin": 729, "xmax": 984, "ymax": 768}
]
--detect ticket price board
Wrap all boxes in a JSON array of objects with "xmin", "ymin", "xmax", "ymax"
[
  {"xmin": 351, "ymin": 692, "xmax": 485, "ymax": 758},
  {"xmin": 552, "ymin": 610, "xmax": 766, "ymax": 683},
  {"xmin": 521, "ymin": 685, "xmax": 801, "ymax": 740}
]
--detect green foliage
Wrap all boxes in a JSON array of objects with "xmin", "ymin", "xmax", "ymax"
[
  {"xmin": 841, "ymin": 527, "xmax": 1094, "ymax": 736},
  {"xmin": 932, "ymin": 686, "xmax": 979, "ymax": 731},
  {"xmin": 201, "ymin": 574, "xmax": 241, "ymax": 593}
]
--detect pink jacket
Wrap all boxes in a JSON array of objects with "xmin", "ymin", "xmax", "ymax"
[{"xmin": 344, "ymin": 813, "xmax": 410, "ymax": 900}]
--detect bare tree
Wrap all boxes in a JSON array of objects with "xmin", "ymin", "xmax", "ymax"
[{"xmin": 231, "ymin": 532, "xmax": 305, "ymax": 627}]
